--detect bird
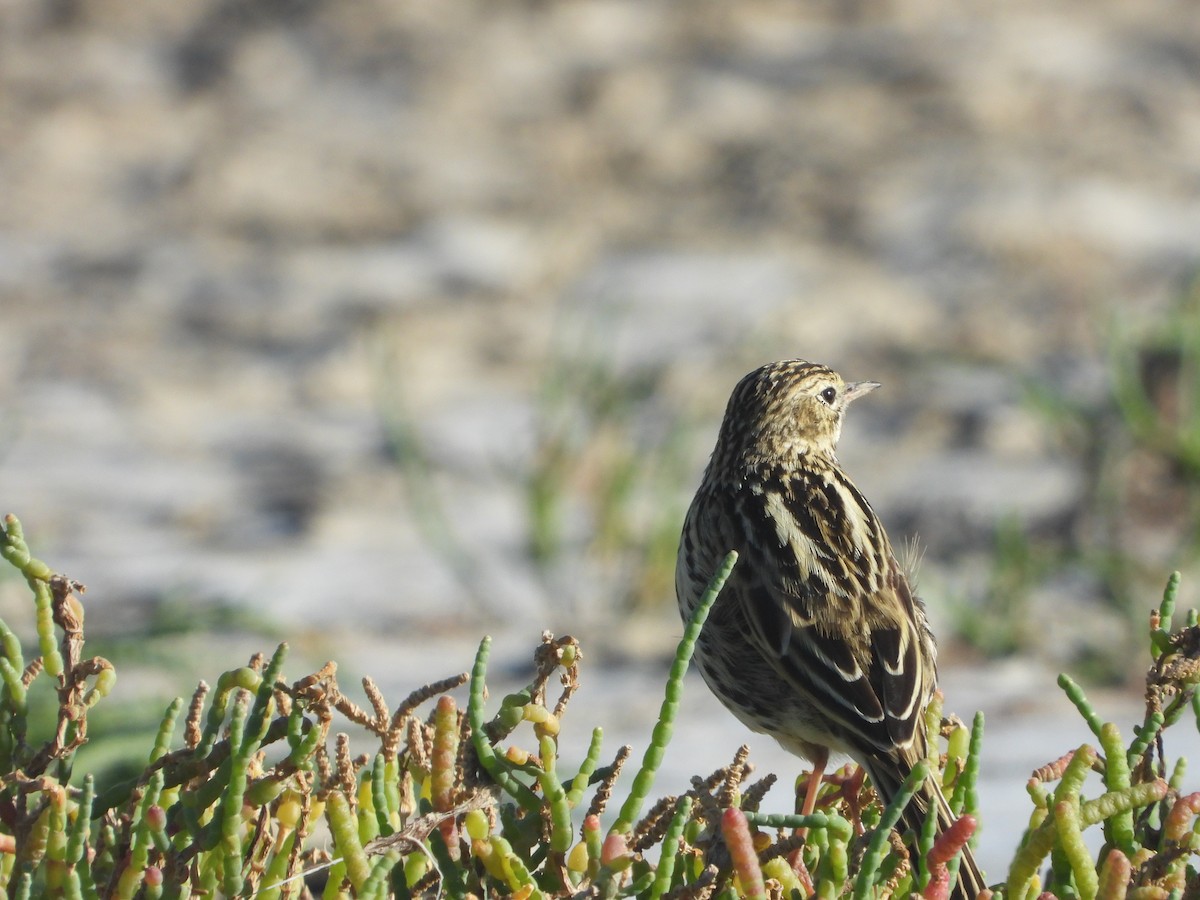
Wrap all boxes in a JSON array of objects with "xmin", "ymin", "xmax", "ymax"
[{"xmin": 675, "ymin": 359, "xmax": 984, "ymax": 898}]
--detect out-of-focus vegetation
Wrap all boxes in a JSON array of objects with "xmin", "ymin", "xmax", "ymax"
[
  {"xmin": 372, "ymin": 317, "xmax": 696, "ymax": 620},
  {"xmin": 974, "ymin": 280, "xmax": 1200, "ymax": 679}
]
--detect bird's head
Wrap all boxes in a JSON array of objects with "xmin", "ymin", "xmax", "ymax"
[{"xmin": 713, "ymin": 359, "xmax": 880, "ymax": 468}]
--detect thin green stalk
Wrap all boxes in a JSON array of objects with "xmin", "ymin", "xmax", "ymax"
[
  {"xmin": 853, "ymin": 761, "xmax": 930, "ymax": 900},
  {"xmin": 1100, "ymin": 722, "xmax": 1136, "ymax": 855},
  {"xmin": 327, "ymin": 790, "xmax": 370, "ymax": 891},
  {"xmin": 370, "ymin": 754, "xmax": 392, "ymax": 837},
  {"xmin": 1153, "ymin": 572, "xmax": 1182, "ymax": 657},
  {"xmin": 150, "ymin": 699, "xmax": 183, "ymax": 765},
  {"xmin": 567, "ymin": 728, "xmax": 604, "ymax": 809},
  {"xmin": 1055, "ymin": 800, "xmax": 1098, "ymax": 900},
  {"xmin": 1129, "ymin": 713, "xmax": 1166, "ymax": 768},
  {"xmin": 537, "ymin": 735, "xmax": 573, "ymax": 854},
  {"xmin": 245, "ymin": 644, "xmax": 288, "ymax": 743},
  {"xmin": 219, "ymin": 697, "xmax": 251, "ymax": 896},
  {"xmin": 33, "ymin": 579, "xmax": 62, "ymax": 677},
  {"xmin": 741, "ymin": 811, "xmax": 853, "ymax": 841},
  {"xmin": 951, "ymin": 712, "xmax": 985, "ymax": 817},
  {"xmin": 467, "ymin": 637, "xmax": 541, "ymax": 811},
  {"xmin": 1059, "ymin": 674, "xmax": 1105, "ymax": 740},
  {"xmin": 648, "ymin": 797, "xmax": 692, "ymax": 900},
  {"xmin": 66, "ymin": 775, "xmax": 94, "ymax": 867},
  {"xmin": 612, "ymin": 550, "xmax": 737, "ymax": 835}
]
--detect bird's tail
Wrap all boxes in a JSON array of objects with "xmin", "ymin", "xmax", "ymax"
[{"xmin": 863, "ymin": 759, "xmax": 986, "ymax": 900}]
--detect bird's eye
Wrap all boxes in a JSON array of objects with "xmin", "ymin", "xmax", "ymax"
[{"xmin": 820, "ymin": 386, "xmax": 838, "ymax": 404}]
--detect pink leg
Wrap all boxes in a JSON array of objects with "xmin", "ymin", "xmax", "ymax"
[
  {"xmin": 789, "ymin": 750, "xmax": 830, "ymax": 869},
  {"xmin": 800, "ymin": 749, "xmax": 829, "ymax": 817}
]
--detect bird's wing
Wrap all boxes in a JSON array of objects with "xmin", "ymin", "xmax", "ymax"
[{"xmin": 734, "ymin": 472, "xmax": 932, "ymax": 757}]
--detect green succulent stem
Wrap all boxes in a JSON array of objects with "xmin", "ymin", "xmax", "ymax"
[{"xmin": 611, "ymin": 550, "xmax": 737, "ymax": 836}]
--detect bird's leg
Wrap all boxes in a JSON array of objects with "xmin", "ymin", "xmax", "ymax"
[
  {"xmin": 799, "ymin": 749, "xmax": 829, "ymax": 818},
  {"xmin": 788, "ymin": 750, "xmax": 830, "ymax": 870},
  {"xmin": 841, "ymin": 765, "xmax": 867, "ymax": 835}
]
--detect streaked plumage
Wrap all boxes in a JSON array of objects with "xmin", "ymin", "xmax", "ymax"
[{"xmin": 676, "ymin": 359, "xmax": 983, "ymax": 898}]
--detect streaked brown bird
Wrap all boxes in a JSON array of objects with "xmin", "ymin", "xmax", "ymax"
[{"xmin": 676, "ymin": 359, "xmax": 984, "ymax": 898}]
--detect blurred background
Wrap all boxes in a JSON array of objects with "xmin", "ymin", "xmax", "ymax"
[{"xmin": 3, "ymin": 0, "xmax": 1200, "ymax": 871}]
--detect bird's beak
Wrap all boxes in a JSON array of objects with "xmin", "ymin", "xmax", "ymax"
[{"xmin": 842, "ymin": 380, "xmax": 881, "ymax": 404}]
